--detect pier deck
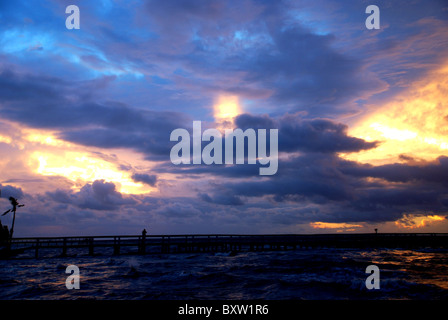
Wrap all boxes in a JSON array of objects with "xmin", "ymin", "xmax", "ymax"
[{"xmin": 2, "ymin": 233, "xmax": 447, "ymax": 258}]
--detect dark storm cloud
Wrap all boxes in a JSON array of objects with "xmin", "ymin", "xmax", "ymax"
[
  {"xmin": 341, "ymin": 156, "xmax": 448, "ymax": 186},
  {"xmin": 158, "ymin": 162, "xmax": 261, "ymax": 178},
  {"xmin": 237, "ymin": 27, "xmax": 386, "ymax": 115},
  {"xmin": 0, "ymin": 184, "xmax": 24, "ymax": 200},
  {"xmin": 155, "ymin": 112, "xmax": 379, "ymax": 178},
  {"xmin": 198, "ymin": 192, "xmax": 243, "ymax": 206},
  {"xmin": 196, "ymin": 153, "xmax": 448, "ymax": 224},
  {"xmin": 47, "ymin": 180, "xmax": 135, "ymax": 211},
  {"xmin": 131, "ymin": 173, "xmax": 158, "ymax": 187},
  {"xmin": 235, "ymin": 113, "xmax": 379, "ymax": 153},
  {"xmin": 161, "ymin": 153, "xmax": 361, "ymax": 209},
  {"xmin": 222, "ymin": 154, "xmax": 357, "ymax": 202},
  {"xmin": 349, "ymin": 187, "xmax": 444, "ymax": 212},
  {"xmin": 0, "ymin": 68, "xmax": 191, "ymax": 160}
]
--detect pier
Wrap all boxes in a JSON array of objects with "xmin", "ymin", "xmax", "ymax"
[{"xmin": 2, "ymin": 233, "xmax": 448, "ymax": 258}]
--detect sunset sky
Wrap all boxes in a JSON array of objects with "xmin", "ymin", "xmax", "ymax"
[{"xmin": 1, "ymin": 0, "xmax": 448, "ymax": 236}]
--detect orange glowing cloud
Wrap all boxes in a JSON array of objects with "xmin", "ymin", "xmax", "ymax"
[
  {"xmin": 0, "ymin": 134, "xmax": 12, "ymax": 145},
  {"xmin": 342, "ymin": 63, "xmax": 448, "ymax": 165},
  {"xmin": 310, "ymin": 222, "xmax": 364, "ymax": 231},
  {"xmin": 395, "ymin": 214, "xmax": 445, "ymax": 229},
  {"xmin": 30, "ymin": 150, "xmax": 151, "ymax": 195},
  {"xmin": 0, "ymin": 121, "xmax": 156, "ymax": 195},
  {"xmin": 213, "ymin": 94, "xmax": 242, "ymax": 129}
]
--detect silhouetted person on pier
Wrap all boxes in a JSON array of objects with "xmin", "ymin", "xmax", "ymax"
[{"xmin": 139, "ymin": 229, "xmax": 148, "ymax": 254}]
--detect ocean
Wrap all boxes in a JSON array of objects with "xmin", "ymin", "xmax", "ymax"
[{"xmin": 0, "ymin": 247, "xmax": 447, "ymax": 300}]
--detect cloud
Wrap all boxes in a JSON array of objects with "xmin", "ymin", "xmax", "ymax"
[
  {"xmin": 152, "ymin": 201, "xmax": 203, "ymax": 219},
  {"xmin": 224, "ymin": 154, "xmax": 356, "ymax": 201},
  {"xmin": 0, "ymin": 184, "xmax": 24, "ymax": 200},
  {"xmin": 131, "ymin": 173, "xmax": 158, "ymax": 187},
  {"xmin": 134, "ymin": 0, "xmax": 389, "ymax": 117},
  {"xmin": 394, "ymin": 213, "xmax": 446, "ymax": 229},
  {"xmin": 341, "ymin": 156, "xmax": 448, "ymax": 186},
  {"xmin": 153, "ymin": 111, "xmax": 380, "ymax": 180},
  {"xmin": 239, "ymin": 26, "xmax": 387, "ymax": 114},
  {"xmin": 0, "ymin": 67, "xmax": 191, "ymax": 161},
  {"xmin": 198, "ymin": 192, "xmax": 243, "ymax": 206},
  {"xmin": 194, "ymin": 152, "xmax": 448, "ymax": 224},
  {"xmin": 47, "ymin": 180, "xmax": 135, "ymax": 211},
  {"xmin": 236, "ymin": 113, "xmax": 379, "ymax": 153}
]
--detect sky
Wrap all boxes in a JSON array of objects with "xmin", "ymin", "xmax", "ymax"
[{"xmin": 0, "ymin": 0, "xmax": 448, "ymax": 236}]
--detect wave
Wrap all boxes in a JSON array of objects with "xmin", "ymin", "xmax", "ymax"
[{"xmin": 0, "ymin": 247, "xmax": 447, "ymax": 300}]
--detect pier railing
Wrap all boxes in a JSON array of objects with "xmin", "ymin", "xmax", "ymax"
[{"xmin": 4, "ymin": 233, "xmax": 448, "ymax": 258}]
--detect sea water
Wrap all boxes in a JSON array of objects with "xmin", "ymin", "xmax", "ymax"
[{"xmin": 0, "ymin": 247, "xmax": 447, "ymax": 300}]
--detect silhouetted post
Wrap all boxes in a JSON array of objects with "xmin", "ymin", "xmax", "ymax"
[
  {"xmin": 140, "ymin": 229, "xmax": 147, "ymax": 254},
  {"xmin": 113, "ymin": 236, "xmax": 120, "ymax": 255}
]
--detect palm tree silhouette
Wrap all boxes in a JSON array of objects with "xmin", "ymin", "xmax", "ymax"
[{"xmin": 2, "ymin": 197, "xmax": 25, "ymax": 240}]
